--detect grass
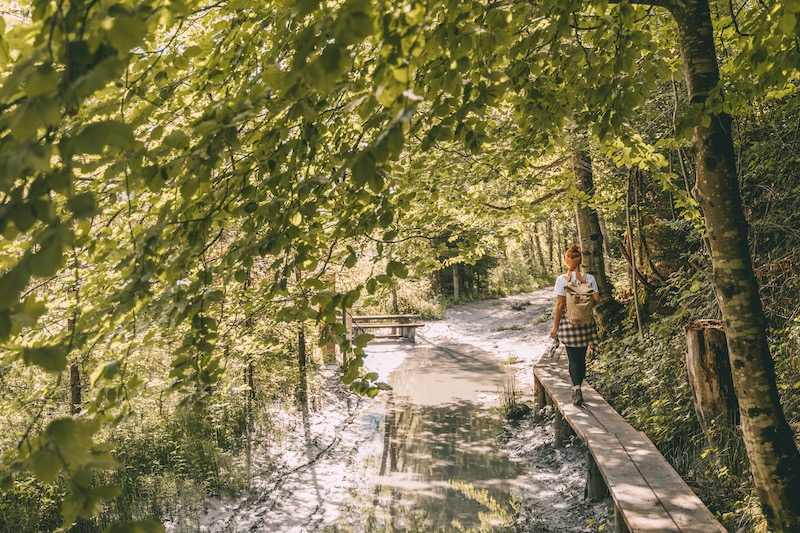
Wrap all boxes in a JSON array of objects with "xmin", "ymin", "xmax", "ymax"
[
  {"xmin": 499, "ymin": 378, "xmax": 531, "ymax": 421},
  {"xmin": 492, "ymin": 323, "xmax": 524, "ymax": 332}
]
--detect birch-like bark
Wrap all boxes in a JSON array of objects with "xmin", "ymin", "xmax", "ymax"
[{"xmin": 664, "ymin": 0, "xmax": 800, "ymax": 528}]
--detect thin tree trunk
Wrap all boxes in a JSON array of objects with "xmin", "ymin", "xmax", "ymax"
[
  {"xmin": 597, "ymin": 210, "xmax": 613, "ymax": 259},
  {"xmin": 547, "ymin": 217, "xmax": 554, "ymax": 271},
  {"xmin": 626, "ymin": 170, "xmax": 645, "ymax": 341},
  {"xmin": 298, "ymin": 326, "xmax": 307, "ymax": 407},
  {"xmin": 452, "ymin": 264, "xmax": 459, "ymax": 302},
  {"xmin": 666, "ymin": 1, "xmax": 800, "ymax": 528},
  {"xmin": 67, "ymin": 317, "xmax": 80, "ymax": 414},
  {"xmin": 533, "ymin": 223, "xmax": 546, "ymax": 272},
  {"xmin": 634, "ymin": 172, "xmax": 668, "ymax": 283},
  {"xmin": 70, "ymin": 363, "xmax": 81, "ymax": 414},
  {"xmin": 391, "ymin": 285, "xmax": 399, "ymax": 314}
]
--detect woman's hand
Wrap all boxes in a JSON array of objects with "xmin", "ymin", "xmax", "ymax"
[{"xmin": 549, "ymin": 327, "xmax": 558, "ymax": 339}]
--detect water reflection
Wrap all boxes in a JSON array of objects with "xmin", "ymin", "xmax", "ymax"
[{"xmin": 329, "ymin": 344, "xmax": 526, "ymax": 532}]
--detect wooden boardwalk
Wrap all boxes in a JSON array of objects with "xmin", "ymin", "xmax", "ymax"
[{"xmin": 534, "ymin": 351, "xmax": 727, "ymax": 533}]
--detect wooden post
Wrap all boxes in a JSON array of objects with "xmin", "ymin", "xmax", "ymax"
[
  {"xmin": 586, "ymin": 450, "xmax": 609, "ymax": 501},
  {"xmin": 533, "ymin": 374, "xmax": 546, "ymax": 412},
  {"xmin": 554, "ymin": 410, "xmax": 573, "ymax": 447},
  {"xmin": 615, "ymin": 506, "xmax": 630, "ymax": 533},
  {"xmin": 685, "ymin": 320, "xmax": 740, "ymax": 445}
]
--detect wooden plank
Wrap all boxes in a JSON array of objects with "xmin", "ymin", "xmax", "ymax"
[
  {"xmin": 575, "ymin": 388, "xmax": 725, "ymax": 532},
  {"xmin": 589, "ymin": 433, "xmax": 679, "ymax": 532},
  {"xmin": 352, "ymin": 322, "xmax": 424, "ymax": 329},
  {"xmin": 532, "ymin": 356, "xmax": 727, "ymax": 533},
  {"xmin": 621, "ymin": 433, "xmax": 726, "ymax": 533},
  {"xmin": 352, "ymin": 314, "xmax": 419, "ymax": 320}
]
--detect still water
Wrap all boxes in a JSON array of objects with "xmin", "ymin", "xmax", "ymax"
[{"xmin": 330, "ymin": 343, "xmax": 527, "ymax": 532}]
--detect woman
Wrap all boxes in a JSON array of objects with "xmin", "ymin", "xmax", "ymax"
[{"xmin": 549, "ymin": 244, "xmax": 601, "ymax": 406}]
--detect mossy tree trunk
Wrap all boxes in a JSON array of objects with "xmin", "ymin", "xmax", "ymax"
[
  {"xmin": 573, "ymin": 149, "xmax": 617, "ymax": 331},
  {"xmin": 653, "ymin": 0, "xmax": 800, "ymax": 528}
]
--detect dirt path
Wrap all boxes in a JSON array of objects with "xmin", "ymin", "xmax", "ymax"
[{"xmin": 174, "ymin": 289, "xmax": 612, "ymax": 532}]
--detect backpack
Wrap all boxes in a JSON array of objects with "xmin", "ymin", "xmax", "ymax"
[{"xmin": 563, "ymin": 274, "xmax": 595, "ymax": 325}]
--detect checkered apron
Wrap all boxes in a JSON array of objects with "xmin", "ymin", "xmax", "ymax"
[{"xmin": 557, "ymin": 318, "xmax": 599, "ymax": 347}]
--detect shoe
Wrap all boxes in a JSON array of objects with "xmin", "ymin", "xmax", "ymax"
[{"xmin": 572, "ymin": 389, "xmax": 584, "ymax": 406}]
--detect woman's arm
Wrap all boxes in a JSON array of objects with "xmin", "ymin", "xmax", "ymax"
[
  {"xmin": 592, "ymin": 292, "xmax": 601, "ymax": 304},
  {"xmin": 549, "ymin": 295, "xmax": 566, "ymax": 339}
]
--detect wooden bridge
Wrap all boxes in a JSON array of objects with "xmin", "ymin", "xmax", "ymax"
[{"xmin": 533, "ymin": 349, "xmax": 727, "ymax": 533}]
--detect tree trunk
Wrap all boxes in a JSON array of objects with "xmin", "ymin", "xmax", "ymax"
[
  {"xmin": 597, "ymin": 210, "xmax": 613, "ymax": 258},
  {"xmin": 533, "ymin": 224, "xmax": 546, "ymax": 272},
  {"xmin": 667, "ymin": 1, "xmax": 800, "ymax": 529},
  {"xmin": 297, "ymin": 326, "xmax": 308, "ymax": 407},
  {"xmin": 626, "ymin": 170, "xmax": 645, "ymax": 341},
  {"xmin": 547, "ymin": 217, "xmax": 554, "ymax": 272},
  {"xmin": 69, "ymin": 362, "xmax": 81, "ymax": 414},
  {"xmin": 67, "ymin": 317, "xmax": 80, "ymax": 414},
  {"xmin": 685, "ymin": 320, "xmax": 739, "ymax": 445},
  {"xmin": 573, "ymin": 149, "xmax": 617, "ymax": 331},
  {"xmin": 452, "ymin": 264, "xmax": 460, "ymax": 302}
]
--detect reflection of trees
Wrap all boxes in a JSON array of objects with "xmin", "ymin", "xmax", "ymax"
[{"xmin": 358, "ymin": 393, "xmax": 524, "ymax": 532}]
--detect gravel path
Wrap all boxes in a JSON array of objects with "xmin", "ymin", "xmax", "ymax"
[{"xmin": 171, "ymin": 289, "xmax": 613, "ymax": 532}]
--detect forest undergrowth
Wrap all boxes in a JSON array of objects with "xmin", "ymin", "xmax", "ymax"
[{"xmin": 589, "ymin": 266, "xmax": 800, "ymax": 533}]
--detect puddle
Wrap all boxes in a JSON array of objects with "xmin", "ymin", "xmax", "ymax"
[{"xmin": 329, "ymin": 344, "xmax": 526, "ymax": 532}]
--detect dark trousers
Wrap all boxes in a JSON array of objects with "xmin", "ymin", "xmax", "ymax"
[{"xmin": 565, "ymin": 346, "xmax": 588, "ymax": 386}]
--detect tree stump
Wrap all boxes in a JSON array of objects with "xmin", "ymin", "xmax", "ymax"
[
  {"xmin": 685, "ymin": 320, "xmax": 740, "ymax": 445},
  {"xmin": 586, "ymin": 450, "xmax": 609, "ymax": 501},
  {"xmin": 533, "ymin": 375, "xmax": 546, "ymax": 413}
]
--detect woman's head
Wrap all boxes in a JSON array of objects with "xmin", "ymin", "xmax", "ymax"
[{"xmin": 565, "ymin": 244, "xmax": 584, "ymax": 281}]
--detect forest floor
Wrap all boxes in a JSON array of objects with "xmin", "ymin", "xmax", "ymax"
[{"xmin": 167, "ymin": 288, "xmax": 613, "ymax": 532}]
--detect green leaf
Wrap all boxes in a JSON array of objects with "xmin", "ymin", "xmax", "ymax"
[
  {"xmin": 91, "ymin": 360, "xmax": 120, "ymax": 385},
  {"xmin": 107, "ymin": 16, "xmax": 149, "ymax": 53},
  {"xmin": 70, "ymin": 121, "xmax": 136, "ymax": 155},
  {"xmin": 352, "ymin": 151, "xmax": 376, "ymax": 186},
  {"xmin": 25, "ymin": 64, "xmax": 60, "ymax": 98},
  {"xmin": 780, "ymin": 11, "xmax": 797, "ymax": 35},
  {"xmin": 22, "ymin": 345, "xmax": 67, "ymax": 373},
  {"xmin": 164, "ymin": 130, "xmax": 190, "ymax": 148},
  {"xmin": 68, "ymin": 192, "xmax": 98, "ymax": 219},
  {"xmin": 386, "ymin": 260, "xmax": 408, "ymax": 279},
  {"xmin": 29, "ymin": 447, "xmax": 62, "ymax": 483},
  {"xmin": 353, "ymin": 333, "xmax": 374, "ymax": 346},
  {"xmin": 29, "ymin": 237, "xmax": 64, "ymax": 278},
  {"xmin": 0, "ymin": 265, "xmax": 30, "ymax": 307}
]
